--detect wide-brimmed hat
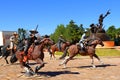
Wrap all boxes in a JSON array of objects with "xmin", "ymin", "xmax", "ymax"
[
  {"xmin": 44, "ymin": 35, "xmax": 49, "ymax": 38},
  {"xmin": 90, "ymin": 23, "xmax": 95, "ymax": 27},
  {"xmin": 29, "ymin": 29, "xmax": 38, "ymax": 34},
  {"xmin": 60, "ymin": 34, "xmax": 63, "ymax": 37},
  {"xmin": 13, "ymin": 32, "xmax": 18, "ymax": 35}
]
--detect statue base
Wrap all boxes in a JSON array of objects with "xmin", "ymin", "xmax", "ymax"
[{"xmin": 96, "ymin": 33, "xmax": 110, "ymax": 41}]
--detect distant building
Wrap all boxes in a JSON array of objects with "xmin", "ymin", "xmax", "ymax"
[{"xmin": 0, "ymin": 31, "xmax": 17, "ymax": 46}]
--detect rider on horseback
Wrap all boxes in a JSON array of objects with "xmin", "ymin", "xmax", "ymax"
[
  {"xmin": 9, "ymin": 32, "xmax": 19, "ymax": 54},
  {"xmin": 79, "ymin": 29, "xmax": 87, "ymax": 52},
  {"xmin": 57, "ymin": 35, "xmax": 65, "ymax": 51},
  {"xmin": 23, "ymin": 29, "xmax": 38, "ymax": 62}
]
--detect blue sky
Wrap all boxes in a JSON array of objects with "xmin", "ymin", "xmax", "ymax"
[{"xmin": 0, "ymin": 0, "xmax": 120, "ymax": 35}]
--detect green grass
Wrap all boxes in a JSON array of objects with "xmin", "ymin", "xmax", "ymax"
[
  {"xmin": 96, "ymin": 48, "xmax": 120, "ymax": 56},
  {"xmin": 55, "ymin": 51, "xmax": 63, "ymax": 55},
  {"xmin": 55, "ymin": 49, "xmax": 120, "ymax": 57}
]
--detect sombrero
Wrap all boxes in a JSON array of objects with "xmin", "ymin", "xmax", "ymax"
[
  {"xmin": 29, "ymin": 29, "xmax": 38, "ymax": 34},
  {"xmin": 44, "ymin": 35, "xmax": 49, "ymax": 38},
  {"xmin": 60, "ymin": 34, "xmax": 63, "ymax": 37},
  {"xmin": 13, "ymin": 32, "xmax": 18, "ymax": 35}
]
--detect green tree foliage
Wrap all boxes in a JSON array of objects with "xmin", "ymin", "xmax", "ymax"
[
  {"xmin": 50, "ymin": 24, "xmax": 66, "ymax": 42},
  {"xmin": 18, "ymin": 28, "xmax": 27, "ymax": 40},
  {"xmin": 116, "ymin": 28, "xmax": 120, "ymax": 35},
  {"xmin": 50, "ymin": 20, "xmax": 85, "ymax": 44},
  {"xmin": 106, "ymin": 25, "xmax": 116, "ymax": 40},
  {"xmin": 50, "ymin": 19, "xmax": 120, "ymax": 44},
  {"xmin": 65, "ymin": 20, "xmax": 83, "ymax": 43}
]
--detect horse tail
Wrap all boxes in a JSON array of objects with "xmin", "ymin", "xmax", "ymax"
[
  {"xmin": 10, "ymin": 53, "xmax": 18, "ymax": 64},
  {"xmin": 59, "ymin": 47, "xmax": 69, "ymax": 59}
]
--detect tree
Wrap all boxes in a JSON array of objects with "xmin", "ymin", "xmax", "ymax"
[
  {"xmin": 65, "ymin": 20, "xmax": 81, "ymax": 43},
  {"xmin": 18, "ymin": 28, "xmax": 27, "ymax": 40},
  {"xmin": 50, "ymin": 20, "xmax": 86, "ymax": 44},
  {"xmin": 106, "ymin": 25, "xmax": 116, "ymax": 40},
  {"xmin": 116, "ymin": 28, "xmax": 120, "ymax": 35},
  {"xmin": 50, "ymin": 24, "xmax": 66, "ymax": 42}
]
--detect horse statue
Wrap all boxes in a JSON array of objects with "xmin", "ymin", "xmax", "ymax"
[
  {"xmin": 48, "ymin": 41, "xmax": 71, "ymax": 59},
  {"xmin": 10, "ymin": 38, "xmax": 53, "ymax": 76},
  {"xmin": 0, "ymin": 45, "xmax": 11, "ymax": 64},
  {"xmin": 0, "ymin": 39, "xmax": 25, "ymax": 64},
  {"xmin": 59, "ymin": 38, "xmax": 104, "ymax": 68}
]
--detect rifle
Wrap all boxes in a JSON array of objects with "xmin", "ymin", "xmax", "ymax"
[{"xmin": 35, "ymin": 25, "xmax": 38, "ymax": 31}]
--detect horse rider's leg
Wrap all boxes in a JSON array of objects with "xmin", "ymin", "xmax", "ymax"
[
  {"xmin": 93, "ymin": 53, "xmax": 104, "ymax": 65},
  {"xmin": 35, "ymin": 58, "xmax": 45, "ymax": 73},
  {"xmin": 90, "ymin": 55, "xmax": 96, "ymax": 68},
  {"xmin": 58, "ymin": 43, "xmax": 61, "ymax": 51}
]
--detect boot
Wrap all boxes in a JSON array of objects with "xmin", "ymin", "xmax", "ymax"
[{"xmin": 80, "ymin": 47, "xmax": 84, "ymax": 53}]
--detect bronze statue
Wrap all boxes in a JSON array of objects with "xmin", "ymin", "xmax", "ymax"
[
  {"xmin": 98, "ymin": 10, "xmax": 110, "ymax": 28},
  {"xmin": 89, "ymin": 10, "xmax": 111, "ymax": 41},
  {"xmin": 90, "ymin": 23, "xmax": 98, "ymax": 33}
]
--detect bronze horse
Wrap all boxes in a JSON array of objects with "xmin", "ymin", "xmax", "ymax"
[
  {"xmin": 0, "ymin": 45, "xmax": 11, "ymax": 64},
  {"xmin": 0, "ymin": 40, "xmax": 25, "ymax": 64},
  {"xmin": 59, "ymin": 39, "xmax": 104, "ymax": 68},
  {"xmin": 48, "ymin": 41, "xmax": 71, "ymax": 59},
  {"xmin": 11, "ymin": 38, "xmax": 53, "ymax": 76}
]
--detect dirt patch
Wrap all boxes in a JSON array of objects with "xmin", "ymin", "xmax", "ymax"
[{"xmin": 0, "ymin": 54, "xmax": 120, "ymax": 80}]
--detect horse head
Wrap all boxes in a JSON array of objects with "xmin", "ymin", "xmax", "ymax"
[
  {"xmin": 97, "ymin": 39, "xmax": 104, "ymax": 47},
  {"xmin": 40, "ymin": 38, "xmax": 54, "ymax": 45},
  {"xmin": 91, "ymin": 39, "xmax": 104, "ymax": 47},
  {"xmin": 66, "ymin": 41, "xmax": 71, "ymax": 46}
]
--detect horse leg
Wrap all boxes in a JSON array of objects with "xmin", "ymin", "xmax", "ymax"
[
  {"xmin": 53, "ymin": 52, "xmax": 56, "ymax": 59},
  {"xmin": 59, "ymin": 55, "xmax": 75, "ymax": 68},
  {"xmin": 4, "ymin": 56, "xmax": 9, "ymax": 64},
  {"xmin": 93, "ymin": 53, "xmax": 104, "ymax": 65},
  {"xmin": 22, "ymin": 62, "xmax": 35, "ymax": 76},
  {"xmin": 35, "ymin": 58, "xmax": 45, "ymax": 73},
  {"xmin": 90, "ymin": 55, "xmax": 96, "ymax": 68},
  {"xmin": 49, "ymin": 51, "xmax": 52, "ymax": 60},
  {"xmin": 48, "ymin": 48, "xmax": 53, "ymax": 60},
  {"xmin": 51, "ymin": 49, "xmax": 56, "ymax": 60}
]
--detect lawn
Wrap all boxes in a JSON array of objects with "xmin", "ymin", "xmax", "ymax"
[
  {"xmin": 96, "ymin": 48, "xmax": 120, "ymax": 56},
  {"xmin": 55, "ymin": 48, "xmax": 120, "ymax": 57}
]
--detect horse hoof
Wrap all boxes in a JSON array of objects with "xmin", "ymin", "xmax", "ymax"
[
  {"xmin": 35, "ymin": 66, "xmax": 39, "ymax": 73},
  {"xmin": 25, "ymin": 72, "xmax": 34, "ymax": 77},
  {"xmin": 59, "ymin": 63, "xmax": 62, "ymax": 66},
  {"xmin": 92, "ymin": 65, "xmax": 96, "ymax": 68},
  {"xmin": 29, "ymin": 70, "xmax": 35, "ymax": 75}
]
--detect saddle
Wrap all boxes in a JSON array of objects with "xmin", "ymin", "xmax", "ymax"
[
  {"xmin": 57, "ymin": 43, "xmax": 63, "ymax": 51},
  {"xmin": 20, "ymin": 45, "xmax": 34, "ymax": 58}
]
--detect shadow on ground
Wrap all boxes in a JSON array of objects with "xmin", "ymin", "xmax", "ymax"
[
  {"xmin": 37, "ymin": 70, "xmax": 80, "ymax": 77},
  {"xmin": 77, "ymin": 64, "xmax": 117, "ymax": 68}
]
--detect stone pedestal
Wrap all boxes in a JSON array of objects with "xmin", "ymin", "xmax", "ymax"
[
  {"xmin": 97, "ymin": 41, "xmax": 114, "ymax": 48},
  {"xmin": 96, "ymin": 33, "xmax": 110, "ymax": 41}
]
